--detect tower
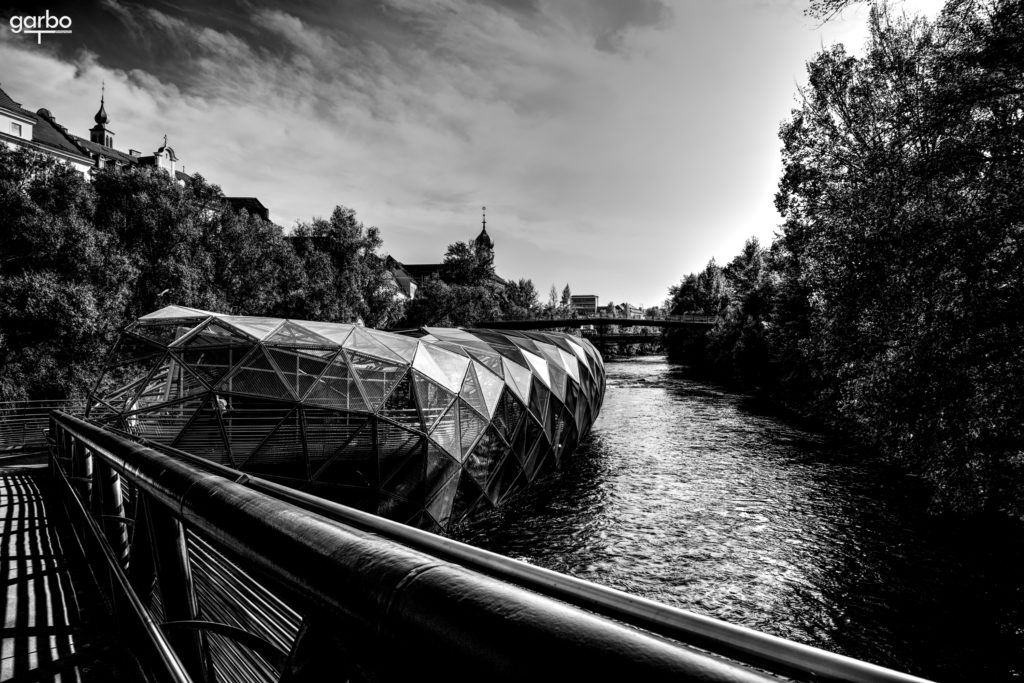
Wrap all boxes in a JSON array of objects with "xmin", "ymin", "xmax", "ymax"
[
  {"xmin": 475, "ymin": 205, "xmax": 494, "ymax": 253},
  {"xmin": 89, "ymin": 82, "xmax": 114, "ymax": 148}
]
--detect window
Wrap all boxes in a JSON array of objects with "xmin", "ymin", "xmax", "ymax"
[{"xmin": 10, "ymin": 122, "xmax": 22, "ymax": 137}]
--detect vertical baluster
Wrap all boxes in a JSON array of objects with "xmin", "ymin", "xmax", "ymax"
[{"xmin": 148, "ymin": 504, "xmax": 211, "ymax": 683}]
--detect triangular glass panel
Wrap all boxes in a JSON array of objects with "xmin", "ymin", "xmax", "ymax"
[
  {"xmin": 173, "ymin": 396, "xmax": 231, "ymax": 466},
  {"xmin": 449, "ymin": 473, "xmax": 487, "ymax": 526},
  {"xmin": 217, "ymin": 316, "xmax": 283, "ymax": 342},
  {"xmin": 548, "ymin": 363, "xmax": 567, "ymax": 404},
  {"xmin": 464, "ymin": 426, "xmax": 506, "ymax": 493},
  {"xmin": 486, "ymin": 451, "xmax": 523, "ymax": 506},
  {"xmin": 380, "ymin": 372, "xmax": 424, "ymax": 432},
  {"xmin": 429, "ymin": 401, "xmax": 462, "ymax": 460},
  {"xmin": 425, "ymin": 444, "xmax": 461, "ymax": 497},
  {"xmin": 295, "ymin": 320, "xmax": 355, "ymax": 346},
  {"xmin": 466, "ymin": 349, "xmax": 504, "ymax": 378},
  {"xmin": 508, "ymin": 335, "xmax": 542, "ymax": 357},
  {"xmin": 130, "ymin": 321, "xmax": 189, "ymax": 347},
  {"xmin": 566, "ymin": 338, "xmax": 590, "ymax": 365},
  {"xmin": 376, "ymin": 332, "xmax": 420, "ymax": 363},
  {"xmin": 492, "ymin": 389, "xmax": 525, "ymax": 441},
  {"xmin": 458, "ymin": 400, "xmax": 487, "ymax": 459},
  {"xmin": 529, "ymin": 377, "xmax": 550, "ymax": 425},
  {"xmin": 343, "ymin": 326, "xmax": 406, "ymax": 363},
  {"xmin": 558, "ymin": 348, "xmax": 581, "ymax": 385},
  {"xmin": 264, "ymin": 320, "xmax": 336, "ymax": 348},
  {"xmin": 174, "ymin": 318, "xmax": 253, "ymax": 349},
  {"xmin": 218, "ymin": 348, "xmax": 297, "ymax": 400},
  {"xmin": 347, "ymin": 351, "xmax": 406, "ymax": 412},
  {"xmin": 420, "ymin": 343, "xmax": 469, "ymax": 393},
  {"xmin": 435, "ymin": 341, "xmax": 471, "ymax": 357},
  {"xmin": 472, "ymin": 361, "xmax": 504, "ymax": 418},
  {"xmin": 502, "ymin": 357, "xmax": 532, "ymax": 405},
  {"xmin": 220, "ymin": 398, "xmax": 295, "ymax": 461},
  {"xmin": 413, "ymin": 372, "xmax": 457, "ymax": 432},
  {"xmin": 304, "ymin": 352, "xmax": 367, "ymax": 412},
  {"xmin": 521, "ymin": 349, "xmax": 551, "ymax": 389},
  {"xmin": 139, "ymin": 305, "xmax": 213, "ymax": 321},
  {"xmin": 457, "ymin": 365, "xmax": 489, "ymax": 419},
  {"xmin": 267, "ymin": 347, "xmax": 335, "ymax": 398},
  {"xmin": 425, "ymin": 468, "xmax": 461, "ymax": 530}
]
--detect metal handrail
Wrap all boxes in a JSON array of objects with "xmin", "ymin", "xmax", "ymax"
[
  {"xmin": 64, "ymin": 413, "xmax": 934, "ymax": 683},
  {"xmin": 52, "ymin": 411, "xmax": 784, "ymax": 682}
]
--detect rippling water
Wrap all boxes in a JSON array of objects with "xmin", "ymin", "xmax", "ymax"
[{"xmin": 454, "ymin": 357, "xmax": 1024, "ymax": 682}]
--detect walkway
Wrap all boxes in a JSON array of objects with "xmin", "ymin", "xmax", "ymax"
[{"xmin": 0, "ymin": 466, "xmax": 142, "ymax": 682}]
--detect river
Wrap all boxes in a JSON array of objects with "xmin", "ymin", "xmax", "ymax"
[{"xmin": 454, "ymin": 356, "xmax": 1024, "ymax": 682}]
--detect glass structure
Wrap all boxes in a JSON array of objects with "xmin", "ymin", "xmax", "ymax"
[{"xmin": 87, "ymin": 306, "xmax": 605, "ymax": 532}]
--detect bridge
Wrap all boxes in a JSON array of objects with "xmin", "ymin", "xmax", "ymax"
[{"xmin": 474, "ymin": 314, "xmax": 717, "ymax": 330}]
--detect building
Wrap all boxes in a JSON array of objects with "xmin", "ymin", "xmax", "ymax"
[
  {"xmin": 570, "ymin": 295, "xmax": 599, "ymax": 316},
  {"xmin": 387, "ymin": 207, "xmax": 504, "ymax": 299},
  {"xmin": 0, "ymin": 82, "xmax": 269, "ymax": 220}
]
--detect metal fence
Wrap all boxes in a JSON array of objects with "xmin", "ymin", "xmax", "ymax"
[
  {"xmin": 0, "ymin": 400, "xmax": 85, "ymax": 454},
  {"xmin": 47, "ymin": 410, "xmax": 933, "ymax": 683}
]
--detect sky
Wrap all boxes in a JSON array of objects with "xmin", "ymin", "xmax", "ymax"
[{"xmin": 0, "ymin": 0, "xmax": 946, "ymax": 308}]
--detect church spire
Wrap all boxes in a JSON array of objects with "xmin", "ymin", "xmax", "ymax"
[
  {"xmin": 90, "ymin": 81, "xmax": 114, "ymax": 147},
  {"xmin": 94, "ymin": 81, "xmax": 108, "ymax": 125},
  {"xmin": 475, "ymin": 205, "xmax": 494, "ymax": 251}
]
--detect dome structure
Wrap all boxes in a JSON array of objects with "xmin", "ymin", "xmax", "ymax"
[{"xmin": 87, "ymin": 306, "xmax": 605, "ymax": 532}]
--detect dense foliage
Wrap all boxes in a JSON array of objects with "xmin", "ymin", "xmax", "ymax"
[
  {"xmin": 0, "ymin": 148, "xmax": 403, "ymax": 400},
  {"xmin": 668, "ymin": 0, "xmax": 1024, "ymax": 518}
]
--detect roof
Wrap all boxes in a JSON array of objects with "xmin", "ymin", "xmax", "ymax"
[
  {"xmin": 0, "ymin": 85, "xmax": 23, "ymax": 111},
  {"xmin": 29, "ymin": 111, "xmax": 92, "ymax": 160},
  {"xmin": 225, "ymin": 197, "xmax": 269, "ymax": 220},
  {"xmin": 71, "ymin": 136, "xmax": 139, "ymax": 165}
]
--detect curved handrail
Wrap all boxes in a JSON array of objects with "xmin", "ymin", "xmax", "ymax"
[{"xmin": 93, "ymin": 416, "xmax": 932, "ymax": 683}]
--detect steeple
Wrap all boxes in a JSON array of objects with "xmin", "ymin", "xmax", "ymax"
[
  {"xmin": 89, "ymin": 82, "xmax": 114, "ymax": 147},
  {"xmin": 94, "ymin": 82, "xmax": 108, "ymax": 124},
  {"xmin": 475, "ymin": 205, "xmax": 494, "ymax": 251}
]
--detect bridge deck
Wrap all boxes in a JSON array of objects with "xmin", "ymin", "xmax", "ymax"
[{"xmin": 0, "ymin": 466, "xmax": 142, "ymax": 682}]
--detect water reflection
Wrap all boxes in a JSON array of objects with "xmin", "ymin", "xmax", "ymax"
[{"xmin": 454, "ymin": 357, "xmax": 1024, "ymax": 682}]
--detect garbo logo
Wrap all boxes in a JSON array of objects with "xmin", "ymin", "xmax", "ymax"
[{"xmin": 9, "ymin": 11, "xmax": 72, "ymax": 44}]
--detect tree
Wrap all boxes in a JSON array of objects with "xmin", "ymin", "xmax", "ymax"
[
  {"xmin": 561, "ymin": 283, "xmax": 572, "ymax": 306},
  {"xmin": 0, "ymin": 147, "xmax": 132, "ymax": 399},
  {"xmin": 504, "ymin": 278, "xmax": 541, "ymax": 318},
  {"xmin": 776, "ymin": 0, "xmax": 1024, "ymax": 516},
  {"xmin": 289, "ymin": 206, "xmax": 401, "ymax": 325}
]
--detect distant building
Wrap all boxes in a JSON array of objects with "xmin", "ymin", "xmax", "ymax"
[
  {"xmin": 0, "ymin": 81, "xmax": 269, "ymax": 220},
  {"xmin": 615, "ymin": 302, "xmax": 644, "ymax": 319},
  {"xmin": 570, "ymin": 295, "xmax": 599, "ymax": 316},
  {"xmin": 387, "ymin": 208, "xmax": 504, "ymax": 299}
]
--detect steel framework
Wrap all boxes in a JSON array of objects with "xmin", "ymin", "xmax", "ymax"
[{"xmin": 86, "ymin": 305, "xmax": 605, "ymax": 531}]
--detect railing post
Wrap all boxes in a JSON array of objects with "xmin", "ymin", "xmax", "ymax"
[
  {"xmin": 92, "ymin": 458, "xmax": 131, "ymax": 569},
  {"xmin": 148, "ymin": 504, "xmax": 212, "ymax": 683},
  {"xmin": 71, "ymin": 436, "xmax": 93, "ymax": 506}
]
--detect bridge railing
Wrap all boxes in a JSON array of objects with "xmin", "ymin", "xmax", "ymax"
[
  {"xmin": 0, "ymin": 399, "xmax": 85, "ymax": 455},
  {"xmin": 47, "ymin": 411, "xmax": 932, "ymax": 683}
]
